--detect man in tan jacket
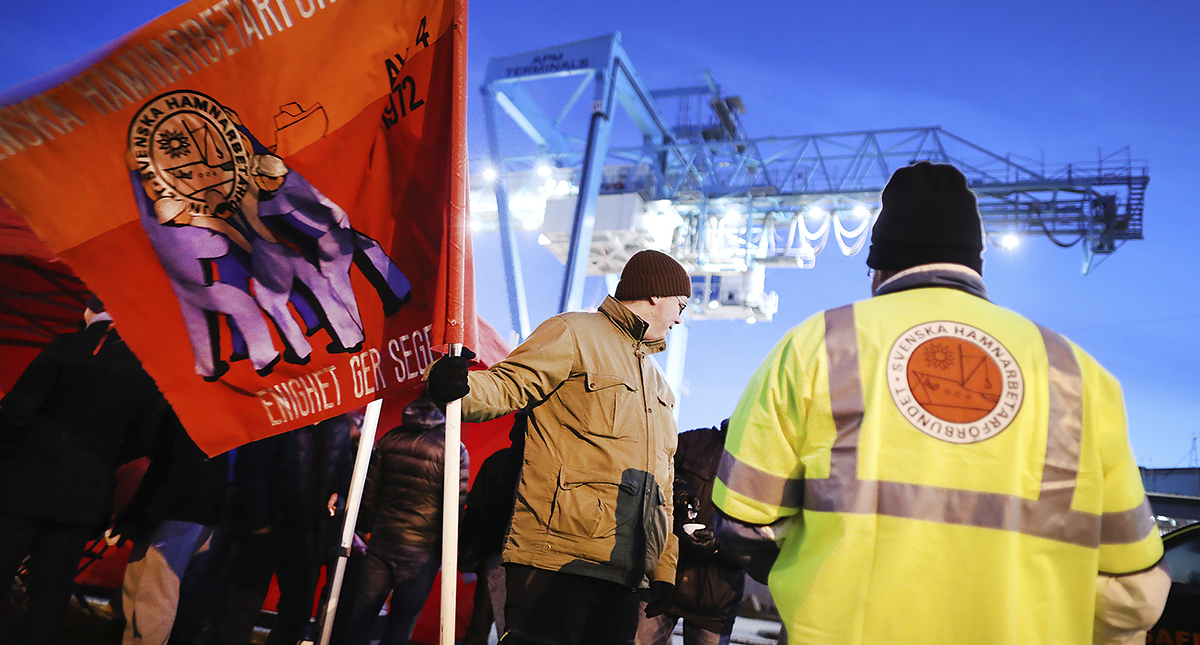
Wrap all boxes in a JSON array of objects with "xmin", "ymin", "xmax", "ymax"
[{"xmin": 427, "ymin": 250, "xmax": 691, "ymax": 645}]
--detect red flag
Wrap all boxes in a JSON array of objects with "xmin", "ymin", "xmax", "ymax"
[{"xmin": 0, "ymin": 0, "xmax": 473, "ymax": 456}]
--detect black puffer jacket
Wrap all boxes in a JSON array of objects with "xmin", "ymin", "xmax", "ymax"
[{"xmin": 358, "ymin": 397, "xmax": 469, "ymax": 548}]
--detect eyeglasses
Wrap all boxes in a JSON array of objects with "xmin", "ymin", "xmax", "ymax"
[
  {"xmin": 867, "ymin": 267, "xmax": 875, "ymax": 278},
  {"xmin": 675, "ymin": 296, "xmax": 688, "ymax": 315}
]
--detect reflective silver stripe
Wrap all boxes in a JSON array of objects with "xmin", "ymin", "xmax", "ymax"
[
  {"xmin": 805, "ymin": 308, "xmax": 1153, "ymax": 549},
  {"xmin": 824, "ymin": 305, "xmax": 864, "ymax": 477},
  {"xmin": 1037, "ymin": 324, "xmax": 1083, "ymax": 490},
  {"xmin": 718, "ymin": 449, "xmax": 805, "ymax": 509},
  {"xmin": 1101, "ymin": 497, "xmax": 1157, "ymax": 545},
  {"xmin": 809, "ymin": 305, "xmax": 876, "ymax": 516},
  {"xmin": 873, "ymin": 481, "xmax": 1099, "ymax": 546}
]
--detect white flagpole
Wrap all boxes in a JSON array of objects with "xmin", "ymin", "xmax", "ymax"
[
  {"xmin": 317, "ymin": 397, "xmax": 383, "ymax": 645},
  {"xmin": 440, "ymin": 343, "xmax": 463, "ymax": 645}
]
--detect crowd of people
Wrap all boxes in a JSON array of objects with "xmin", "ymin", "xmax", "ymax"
[{"xmin": 0, "ymin": 162, "xmax": 1173, "ymax": 645}]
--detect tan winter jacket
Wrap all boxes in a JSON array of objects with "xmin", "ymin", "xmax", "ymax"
[{"xmin": 460, "ymin": 296, "xmax": 679, "ymax": 588}]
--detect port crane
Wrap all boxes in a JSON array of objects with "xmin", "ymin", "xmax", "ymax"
[{"xmin": 473, "ymin": 33, "xmax": 1146, "ymax": 403}]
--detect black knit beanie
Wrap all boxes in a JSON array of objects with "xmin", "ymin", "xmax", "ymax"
[
  {"xmin": 613, "ymin": 250, "xmax": 691, "ymax": 300},
  {"xmin": 866, "ymin": 161, "xmax": 984, "ymax": 275}
]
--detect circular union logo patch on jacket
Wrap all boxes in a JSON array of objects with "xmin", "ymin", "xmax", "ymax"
[{"xmin": 886, "ymin": 321, "xmax": 1024, "ymax": 444}]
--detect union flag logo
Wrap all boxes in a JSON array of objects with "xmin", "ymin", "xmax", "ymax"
[
  {"xmin": 886, "ymin": 321, "xmax": 1024, "ymax": 444},
  {"xmin": 127, "ymin": 90, "xmax": 254, "ymax": 236}
]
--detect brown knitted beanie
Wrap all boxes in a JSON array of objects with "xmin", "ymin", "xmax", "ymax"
[{"xmin": 613, "ymin": 250, "xmax": 691, "ymax": 300}]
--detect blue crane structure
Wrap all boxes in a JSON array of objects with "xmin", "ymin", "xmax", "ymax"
[{"xmin": 475, "ymin": 33, "xmax": 1147, "ymax": 402}]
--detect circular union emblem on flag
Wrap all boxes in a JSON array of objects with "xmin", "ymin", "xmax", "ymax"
[
  {"xmin": 886, "ymin": 321, "xmax": 1024, "ymax": 444},
  {"xmin": 127, "ymin": 90, "xmax": 252, "ymax": 221}
]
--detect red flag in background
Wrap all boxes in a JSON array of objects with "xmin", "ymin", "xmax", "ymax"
[{"xmin": 0, "ymin": 0, "xmax": 473, "ymax": 455}]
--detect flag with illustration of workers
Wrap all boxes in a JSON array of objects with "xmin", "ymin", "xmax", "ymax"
[{"xmin": 0, "ymin": 0, "xmax": 473, "ymax": 456}]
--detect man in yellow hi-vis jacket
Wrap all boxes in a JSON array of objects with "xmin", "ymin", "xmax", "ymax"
[{"xmin": 711, "ymin": 161, "xmax": 1169, "ymax": 645}]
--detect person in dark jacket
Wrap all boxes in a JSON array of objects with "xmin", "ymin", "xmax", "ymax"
[
  {"xmin": 217, "ymin": 414, "xmax": 354, "ymax": 645},
  {"xmin": 0, "ymin": 295, "xmax": 164, "ymax": 645},
  {"xmin": 113, "ymin": 416, "xmax": 229, "ymax": 645},
  {"xmin": 459, "ymin": 411, "xmax": 526, "ymax": 645},
  {"xmin": 635, "ymin": 420, "xmax": 745, "ymax": 645},
  {"xmin": 337, "ymin": 395, "xmax": 469, "ymax": 645}
]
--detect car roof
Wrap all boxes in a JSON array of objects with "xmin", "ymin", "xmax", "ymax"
[{"xmin": 1162, "ymin": 521, "xmax": 1200, "ymax": 544}]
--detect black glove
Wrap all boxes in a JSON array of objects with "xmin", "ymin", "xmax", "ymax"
[
  {"xmin": 643, "ymin": 580, "xmax": 675, "ymax": 618},
  {"xmin": 426, "ymin": 347, "xmax": 475, "ymax": 402},
  {"xmin": 685, "ymin": 526, "xmax": 718, "ymax": 554}
]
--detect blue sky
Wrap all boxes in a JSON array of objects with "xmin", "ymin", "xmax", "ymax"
[{"xmin": 3, "ymin": 0, "xmax": 1198, "ymax": 468}]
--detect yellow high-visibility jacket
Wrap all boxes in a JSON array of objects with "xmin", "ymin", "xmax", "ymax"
[{"xmin": 712, "ymin": 264, "xmax": 1162, "ymax": 645}]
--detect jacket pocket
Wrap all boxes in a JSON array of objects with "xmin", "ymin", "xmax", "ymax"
[
  {"xmin": 643, "ymin": 482, "xmax": 669, "ymax": 575},
  {"xmin": 547, "ymin": 466, "xmax": 630, "ymax": 540},
  {"xmin": 656, "ymin": 390, "xmax": 674, "ymax": 412},
  {"xmin": 583, "ymin": 372, "xmax": 636, "ymax": 438}
]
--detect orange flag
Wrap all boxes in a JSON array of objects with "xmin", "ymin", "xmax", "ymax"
[{"xmin": 0, "ymin": 0, "xmax": 473, "ymax": 456}]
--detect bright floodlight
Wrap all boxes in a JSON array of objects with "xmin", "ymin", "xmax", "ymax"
[
  {"xmin": 853, "ymin": 205, "xmax": 870, "ymax": 219},
  {"xmin": 745, "ymin": 317, "xmax": 757, "ymax": 324},
  {"xmin": 537, "ymin": 165, "xmax": 552, "ymax": 177},
  {"xmin": 707, "ymin": 300, "xmax": 720, "ymax": 310},
  {"xmin": 1002, "ymin": 234, "xmax": 1019, "ymax": 250},
  {"xmin": 482, "ymin": 168, "xmax": 497, "ymax": 181}
]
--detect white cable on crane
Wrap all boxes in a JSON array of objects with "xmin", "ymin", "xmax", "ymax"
[{"xmin": 833, "ymin": 210, "xmax": 872, "ymax": 256}]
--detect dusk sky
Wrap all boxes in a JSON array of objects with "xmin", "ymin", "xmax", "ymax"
[{"xmin": 2, "ymin": 0, "xmax": 1198, "ymax": 468}]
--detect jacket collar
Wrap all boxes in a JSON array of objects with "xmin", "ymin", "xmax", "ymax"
[
  {"xmin": 599, "ymin": 296, "xmax": 667, "ymax": 354},
  {"xmin": 873, "ymin": 263, "xmax": 989, "ymax": 300}
]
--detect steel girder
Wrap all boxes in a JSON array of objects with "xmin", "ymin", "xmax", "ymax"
[{"xmin": 477, "ymin": 37, "xmax": 1150, "ymax": 342}]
